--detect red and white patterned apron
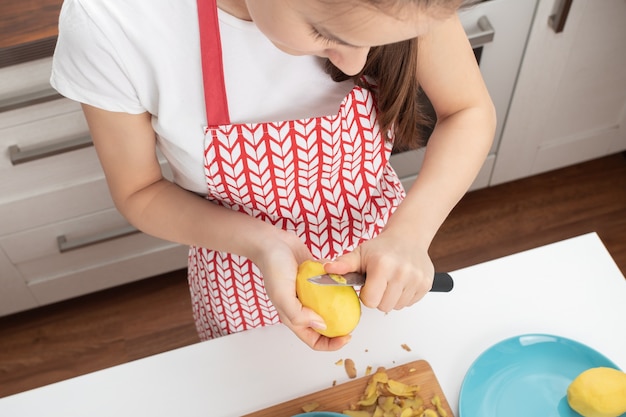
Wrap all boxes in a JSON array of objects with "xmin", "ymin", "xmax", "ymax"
[{"xmin": 188, "ymin": 0, "xmax": 406, "ymax": 340}]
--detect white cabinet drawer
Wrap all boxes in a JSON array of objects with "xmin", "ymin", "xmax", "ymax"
[
  {"xmin": 0, "ymin": 97, "xmax": 82, "ymax": 135},
  {"xmin": 0, "ymin": 99, "xmax": 98, "ymax": 202},
  {"xmin": 0, "ymin": 145, "xmax": 102, "ymax": 207},
  {"xmin": 1, "ymin": 207, "xmax": 131, "ymax": 265},
  {"xmin": 0, "ymin": 249, "xmax": 38, "ymax": 316},
  {"xmin": 0, "ymin": 99, "xmax": 89, "ymax": 166},
  {"xmin": 28, "ymin": 244, "xmax": 189, "ymax": 306},
  {"xmin": 0, "ymin": 156, "xmax": 174, "ymax": 236},
  {"xmin": 0, "ymin": 207, "xmax": 184, "ymax": 283},
  {"xmin": 0, "ymin": 57, "xmax": 55, "ymax": 103},
  {"xmin": 0, "ymin": 173, "xmax": 114, "ymax": 236}
]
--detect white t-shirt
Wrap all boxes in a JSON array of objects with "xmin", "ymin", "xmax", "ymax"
[{"xmin": 51, "ymin": 0, "xmax": 353, "ymax": 194}]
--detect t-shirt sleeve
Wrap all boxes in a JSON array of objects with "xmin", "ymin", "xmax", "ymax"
[{"xmin": 50, "ymin": 0, "xmax": 146, "ymax": 114}]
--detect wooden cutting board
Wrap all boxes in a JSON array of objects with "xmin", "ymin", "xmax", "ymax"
[{"xmin": 242, "ymin": 360, "xmax": 454, "ymax": 417}]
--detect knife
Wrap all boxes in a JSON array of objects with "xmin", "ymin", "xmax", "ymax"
[{"xmin": 307, "ymin": 271, "xmax": 454, "ymax": 292}]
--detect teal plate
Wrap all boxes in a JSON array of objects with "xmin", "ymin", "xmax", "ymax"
[{"xmin": 459, "ymin": 334, "xmax": 624, "ymax": 417}]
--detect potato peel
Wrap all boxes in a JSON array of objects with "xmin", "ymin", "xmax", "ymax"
[
  {"xmin": 344, "ymin": 358, "xmax": 357, "ymax": 379},
  {"xmin": 342, "ymin": 369, "xmax": 447, "ymax": 417},
  {"xmin": 329, "ymin": 273, "xmax": 347, "ymax": 284},
  {"xmin": 301, "ymin": 402, "xmax": 319, "ymax": 412}
]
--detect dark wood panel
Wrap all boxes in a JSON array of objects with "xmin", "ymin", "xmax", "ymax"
[
  {"xmin": 0, "ymin": 0, "xmax": 63, "ymax": 66},
  {"xmin": 0, "ymin": 153, "xmax": 625, "ymax": 399},
  {"xmin": 0, "ymin": 0, "xmax": 62, "ymax": 48}
]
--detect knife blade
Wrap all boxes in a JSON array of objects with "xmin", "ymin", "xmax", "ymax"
[{"xmin": 307, "ymin": 271, "xmax": 454, "ymax": 292}]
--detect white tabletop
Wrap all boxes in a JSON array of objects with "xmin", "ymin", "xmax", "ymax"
[{"xmin": 1, "ymin": 232, "xmax": 625, "ymax": 417}]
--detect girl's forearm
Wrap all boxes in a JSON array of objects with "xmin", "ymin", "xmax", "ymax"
[
  {"xmin": 384, "ymin": 104, "xmax": 496, "ymax": 249},
  {"xmin": 117, "ymin": 177, "xmax": 279, "ymax": 261}
]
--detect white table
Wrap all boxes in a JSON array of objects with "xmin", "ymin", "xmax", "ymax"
[{"xmin": 1, "ymin": 233, "xmax": 624, "ymax": 416}]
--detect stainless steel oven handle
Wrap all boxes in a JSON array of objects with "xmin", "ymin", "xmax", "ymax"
[
  {"xmin": 0, "ymin": 88, "xmax": 63, "ymax": 113},
  {"xmin": 467, "ymin": 16, "xmax": 495, "ymax": 48},
  {"xmin": 9, "ymin": 136, "xmax": 93, "ymax": 165},
  {"xmin": 549, "ymin": 0, "xmax": 573, "ymax": 33},
  {"xmin": 57, "ymin": 225, "xmax": 140, "ymax": 253}
]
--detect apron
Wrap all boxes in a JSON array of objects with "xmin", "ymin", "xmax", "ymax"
[{"xmin": 188, "ymin": 0, "xmax": 406, "ymax": 340}]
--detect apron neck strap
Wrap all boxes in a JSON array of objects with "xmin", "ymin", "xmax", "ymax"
[{"xmin": 197, "ymin": 0, "xmax": 230, "ymax": 126}]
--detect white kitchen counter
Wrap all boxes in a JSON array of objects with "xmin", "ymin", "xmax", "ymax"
[{"xmin": 1, "ymin": 232, "xmax": 624, "ymax": 416}]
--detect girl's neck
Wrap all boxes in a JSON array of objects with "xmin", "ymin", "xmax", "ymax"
[{"xmin": 217, "ymin": 0, "xmax": 252, "ymax": 21}]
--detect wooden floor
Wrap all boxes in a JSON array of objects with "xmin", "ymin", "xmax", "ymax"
[{"xmin": 1, "ymin": 153, "xmax": 625, "ymax": 399}]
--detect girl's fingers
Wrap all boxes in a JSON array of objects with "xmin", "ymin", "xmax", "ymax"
[{"xmin": 290, "ymin": 327, "xmax": 352, "ymax": 351}]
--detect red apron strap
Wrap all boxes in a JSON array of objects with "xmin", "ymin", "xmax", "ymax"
[{"xmin": 197, "ymin": 0, "xmax": 231, "ymax": 126}]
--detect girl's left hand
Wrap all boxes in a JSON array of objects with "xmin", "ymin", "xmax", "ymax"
[
  {"xmin": 252, "ymin": 228, "xmax": 351, "ymax": 351},
  {"xmin": 323, "ymin": 230, "xmax": 434, "ymax": 312}
]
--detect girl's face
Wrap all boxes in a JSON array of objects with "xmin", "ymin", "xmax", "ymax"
[{"xmin": 239, "ymin": 0, "xmax": 443, "ymax": 75}]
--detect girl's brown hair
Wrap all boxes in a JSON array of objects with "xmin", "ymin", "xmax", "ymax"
[{"xmin": 325, "ymin": 0, "xmax": 464, "ymax": 152}]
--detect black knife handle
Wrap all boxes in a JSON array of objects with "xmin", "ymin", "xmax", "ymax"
[{"xmin": 431, "ymin": 272, "xmax": 454, "ymax": 292}]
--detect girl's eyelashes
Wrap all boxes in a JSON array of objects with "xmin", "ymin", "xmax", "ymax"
[{"xmin": 309, "ymin": 27, "xmax": 336, "ymax": 46}]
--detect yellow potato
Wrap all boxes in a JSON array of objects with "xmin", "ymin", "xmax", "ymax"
[
  {"xmin": 567, "ymin": 367, "xmax": 626, "ymax": 417},
  {"xmin": 295, "ymin": 260, "xmax": 361, "ymax": 337}
]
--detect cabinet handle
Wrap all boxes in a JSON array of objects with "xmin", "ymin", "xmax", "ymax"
[
  {"xmin": 9, "ymin": 136, "xmax": 93, "ymax": 165},
  {"xmin": 549, "ymin": 0, "xmax": 573, "ymax": 33},
  {"xmin": 57, "ymin": 225, "xmax": 140, "ymax": 253},
  {"xmin": 0, "ymin": 88, "xmax": 63, "ymax": 113},
  {"xmin": 467, "ymin": 16, "xmax": 495, "ymax": 48}
]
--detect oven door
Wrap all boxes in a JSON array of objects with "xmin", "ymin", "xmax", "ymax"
[{"xmin": 389, "ymin": 0, "xmax": 538, "ymax": 191}]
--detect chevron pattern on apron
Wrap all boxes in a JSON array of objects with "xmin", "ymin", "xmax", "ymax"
[{"xmin": 188, "ymin": 0, "xmax": 405, "ymax": 340}]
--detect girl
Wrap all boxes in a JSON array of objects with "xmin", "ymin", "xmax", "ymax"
[{"xmin": 51, "ymin": 0, "xmax": 496, "ymax": 351}]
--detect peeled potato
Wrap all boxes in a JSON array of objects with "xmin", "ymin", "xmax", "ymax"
[
  {"xmin": 567, "ymin": 367, "xmax": 626, "ymax": 417},
  {"xmin": 295, "ymin": 260, "xmax": 361, "ymax": 337}
]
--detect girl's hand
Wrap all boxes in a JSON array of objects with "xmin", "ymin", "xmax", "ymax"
[
  {"xmin": 323, "ymin": 230, "xmax": 434, "ymax": 313},
  {"xmin": 252, "ymin": 229, "xmax": 351, "ymax": 351}
]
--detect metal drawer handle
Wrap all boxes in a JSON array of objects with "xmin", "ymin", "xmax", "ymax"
[
  {"xmin": 9, "ymin": 136, "xmax": 93, "ymax": 165},
  {"xmin": 0, "ymin": 88, "xmax": 63, "ymax": 113},
  {"xmin": 57, "ymin": 226, "xmax": 140, "ymax": 253},
  {"xmin": 549, "ymin": 0, "xmax": 573, "ymax": 33},
  {"xmin": 467, "ymin": 16, "xmax": 495, "ymax": 48}
]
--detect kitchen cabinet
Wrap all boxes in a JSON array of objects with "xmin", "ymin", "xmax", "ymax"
[
  {"xmin": 0, "ymin": 58, "xmax": 188, "ymax": 316},
  {"xmin": 394, "ymin": 0, "xmax": 626, "ymax": 188},
  {"xmin": 491, "ymin": 0, "xmax": 626, "ymax": 184},
  {"xmin": 391, "ymin": 0, "xmax": 538, "ymax": 191}
]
